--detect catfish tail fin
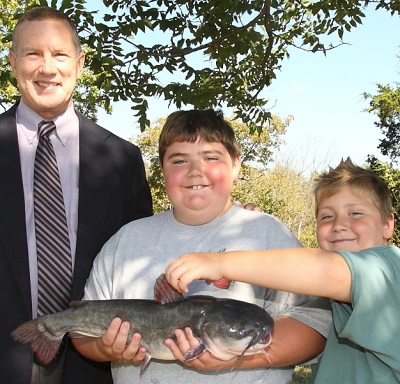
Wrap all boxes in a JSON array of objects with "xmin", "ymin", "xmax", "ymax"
[{"xmin": 11, "ymin": 318, "xmax": 63, "ymax": 364}]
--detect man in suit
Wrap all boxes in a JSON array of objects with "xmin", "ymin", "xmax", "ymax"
[{"xmin": 0, "ymin": 6, "xmax": 153, "ymax": 384}]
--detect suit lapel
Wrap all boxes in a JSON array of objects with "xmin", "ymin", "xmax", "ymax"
[{"xmin": 0, "ymin": 106, "xmax": 32, "ymax": 317}]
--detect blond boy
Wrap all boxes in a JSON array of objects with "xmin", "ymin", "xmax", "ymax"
[{"xmin": 166, "ymin": 158, "xmax": 400, "ymax": 383}]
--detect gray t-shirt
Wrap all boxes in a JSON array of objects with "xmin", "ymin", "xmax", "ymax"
[{"xmin": 84, "ymin": 204, "xmax": 331, "ymax": 383}]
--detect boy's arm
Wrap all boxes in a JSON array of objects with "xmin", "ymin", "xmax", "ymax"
[
  {"xmin": 165, "ymin": 316, "xmax": 326, "ymax": 370},
  {"xmin": 72, "ymin": 317, "xmax": 147, "ymax": 363},
  {"xmin": 166, "ymin": 249, "xmax": 352, "ymax": 302},
  {"xmin": 267, "ymin": 316, "xmax": 326, "ymax": 366}
]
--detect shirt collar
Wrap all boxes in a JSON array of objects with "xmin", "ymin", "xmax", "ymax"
[{"xmin": 16, "ymin": 99, "xmax": 78, "ymax": 146}]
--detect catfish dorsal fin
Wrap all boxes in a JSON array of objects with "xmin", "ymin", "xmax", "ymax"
[
  {"xmin": 69, "ymin": 300, "xmax": 92, "ymax": 309},
  {"xmin": 154, "ymin": 273, "xmax": 184, "ymax": 304}
]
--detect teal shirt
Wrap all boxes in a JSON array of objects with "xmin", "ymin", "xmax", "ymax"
[{"xmin": 312, "ymin": 245, "xmax": 400, "ymax": 383}]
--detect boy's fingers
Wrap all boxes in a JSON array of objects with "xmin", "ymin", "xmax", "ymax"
[
  {"xmin": 111, "ymin": 321, "xmax": 130, "ymax": 354},
  {"xmin": 165, "ymin": 333, "xmax": 185, "ymax": 360},
  {"xmin": 102, "ymin": 317, "xmax": 122, "ymax": 347},
  {"xmin": 123, "ymin": 333, "xmax": 146, "ymax": 361}
]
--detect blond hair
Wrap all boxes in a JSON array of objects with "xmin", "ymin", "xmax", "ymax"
[{"xmin": 314, "ymin": 158, "xmax": 393, "ymax": 221}]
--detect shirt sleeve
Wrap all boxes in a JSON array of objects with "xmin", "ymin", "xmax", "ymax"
[
  {"xmin": 83, "ymin": 231, "xmax": 118, "ymax": 301},
  {"xmin": 333, "ymin": 246, "xmax": 400, "ymax": 372}
]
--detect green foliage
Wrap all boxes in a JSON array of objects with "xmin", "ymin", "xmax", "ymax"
[
  {"xmin": 2, "ymin": 0, "xmax": 398, "ymax": 128},
  {"xmin": 230, "ymin": 115, "xmax": 291, "ymax": 167},
  {"xmin": 232, "ymin": 164, "xmax": 318, "ymax": 247},
  {"xmin": 133, "ymin": 114, "xmax": 318, "ymax": 246},
  {"xmin": 368, "ymin": 155, "xmax": 400, "ymax": 246},
  {"xmin": 364, "ymin": 82, "xmax": 400, "ymax": 164},
  {"xmin": 293, "ymin": 365, "xmax": 311, "ymax": 384},
  {"xmin": 363, "ymin": 39, "xmax": 400, "ymax": 233},
  {"xmin": 133, "ymin": 118, "xmax": 169, "ymax": 213}
]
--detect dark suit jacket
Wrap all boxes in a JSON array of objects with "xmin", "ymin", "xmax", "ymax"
[{"xmin": 0, "ymin": 103, "xmax": 153, "ymax": 383}]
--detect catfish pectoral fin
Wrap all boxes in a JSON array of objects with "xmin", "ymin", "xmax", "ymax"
[
  {"xmin": 139, "ymin": 353, "xmax": 152, "ymax": 376},
  {"xmin": 11, "ymin": 319, "xmax": 63, "ymax": 364},
  {"xmin": 183, "ymin": 343, "xmax": 207, "ymax": 361}
]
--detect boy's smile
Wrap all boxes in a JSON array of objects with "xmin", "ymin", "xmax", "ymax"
[
  {"xmin": 162, "ymin": 139, "xmax": 241, "ymax": 225},
  {"xmin": 316, "ymin": 187, "xmax": 394, "ymax": 252}
]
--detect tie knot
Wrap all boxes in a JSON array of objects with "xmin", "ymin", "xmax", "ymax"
[{"xmin": 38, "ymin": 120, "xmax": 56, "ymax": 138}]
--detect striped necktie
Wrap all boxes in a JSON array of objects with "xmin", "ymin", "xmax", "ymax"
[{"xmin": 34, "ymin": 120, "xmax": 72, "ymax": 316}]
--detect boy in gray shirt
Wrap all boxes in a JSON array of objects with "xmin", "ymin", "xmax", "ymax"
[{"xmin": 73, "ymin": 109, "xmax": 331, "ymax": 383}]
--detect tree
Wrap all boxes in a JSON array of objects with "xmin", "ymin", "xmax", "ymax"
[
  {"xmin": 232, "ymin": 164, "xmax": 318, "ymax": 247},
  {"xmin": 1, "ymin": 0, "xmax": 399, "ymax": 129},
  {"xmin": 363, "ymin": 81, "xmax": 400, "ymax": 164},
  {"xmin": 368, "ymin": 155, "xmax": 400, "ymax": 246},
  {"xmin": 363, "ymin": 55, "xmax": 400, "ymax": 245},
  {"xmin": 133, "ymin": 118, "xmax": 169, "ymax": 213}
]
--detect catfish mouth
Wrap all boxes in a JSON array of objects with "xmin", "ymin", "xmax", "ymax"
[
  {"xmin": 259, "ymin": 332, "xmax": 272, "ymax": 346},
  {"xmin": 232, "ymin": 331, "xmax": 273, "ymax": 370}
]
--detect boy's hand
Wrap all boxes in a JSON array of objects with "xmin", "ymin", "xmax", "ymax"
[
  {"xmin": 234, "ymin": 201, "xmax": 262, "ymax": 212},
  {"xmin": 165, "ymin": 328, "xmax": 236, "ymax": 371},
  {"xmin": 97, "ymin": 317, "xmax": 147, "ymax": 363},
  {"xmin": 165, "ymin": 252, "xmax": 223, "ymax": 293}
]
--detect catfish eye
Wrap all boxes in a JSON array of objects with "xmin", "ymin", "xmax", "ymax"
[{"xmin": 227, "ymin": 325, "xmax": 256, "ymax": 340}]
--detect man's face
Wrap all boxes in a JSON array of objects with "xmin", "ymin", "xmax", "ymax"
[{"xmin": 9, "ymin": 18, "xmax": 85, "ymax": 119}]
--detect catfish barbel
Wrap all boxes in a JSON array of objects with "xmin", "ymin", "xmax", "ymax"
[{"xmin": 11, "ymin": 274, "xmax": 273, "ymax": 375}]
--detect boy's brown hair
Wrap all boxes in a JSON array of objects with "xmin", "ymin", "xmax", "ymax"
[
  {"xmin": 314, "ymin": 157, "xmax": 393, "ymax": 221},
  {"xmin": 158, "ymin": 109, "xmax": 240, "ymax": 165}
]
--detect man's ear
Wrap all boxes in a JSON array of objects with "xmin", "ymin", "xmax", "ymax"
[
  {"xmin": 8, "ymin": 51, "xmax": 17, "ymax": 78},
  {"xmin": 76, "ymin": 51, "xmax": 85, "ymax": 79}
]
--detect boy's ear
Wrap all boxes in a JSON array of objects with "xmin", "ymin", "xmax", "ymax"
[
  {"xmin": 383, "ymin": 213, "xmax": 395, "ymax": 240},
  {"xmin": 233, "ymin": 156, "xmax": 241, "ymax": 182}
]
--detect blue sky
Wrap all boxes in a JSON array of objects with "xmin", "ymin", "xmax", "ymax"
[{"xmin": 98, "ymin": 7, "xmax": 399, "ymax": 171}]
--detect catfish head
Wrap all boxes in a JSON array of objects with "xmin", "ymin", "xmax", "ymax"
[{"xmin": 186, "ymin": 297, "xmax": 274, "ymax": 362}]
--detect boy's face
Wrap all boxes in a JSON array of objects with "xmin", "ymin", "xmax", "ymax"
[
  {"xmin": 162, "ymin": 139, "xmax": 241, "ymax": 225},
  {"xmin": 316, "ymin": 186, "xmax": 394, "ymax": 252}
]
